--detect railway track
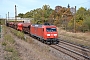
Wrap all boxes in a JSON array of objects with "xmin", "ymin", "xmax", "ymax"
[
  {"xmin": 49, "ymin": 40, "xmax": 90, "ymax": 60},
  {"xmin": 25, "ymin": 32, "xmax": 90, "ymax": 60},
  {"xmin": 9, "ymin": 26, "xmax": 90, "ymax": 60},
  {"xmin": 60, "ymin": 40, "xmax": 90, "ymax": 54}
]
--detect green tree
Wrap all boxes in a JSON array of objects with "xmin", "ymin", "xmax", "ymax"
[
  {"xmin": 75, "ymin": 7, "xmax": 90, "ymax": 32},
  {"xmin": 18, "ymin": 13, "xmax": 24, "ymax": 18},
  {"xmin": 41, "ymin": 5, "xmax": 53, "ymax": 23},
  {"xmin": 84, "ymin": 17, "xmax": 90, "ymax": 31}
]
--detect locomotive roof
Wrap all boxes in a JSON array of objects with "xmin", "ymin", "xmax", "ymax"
[{"xmin": 31, "ymin": 24, "xmax": 56, "ymax": 28}]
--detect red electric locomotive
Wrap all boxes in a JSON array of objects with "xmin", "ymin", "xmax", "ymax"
[{"xmin": 30, "ymin": 23, "xmax": 59, "ymax": 44}]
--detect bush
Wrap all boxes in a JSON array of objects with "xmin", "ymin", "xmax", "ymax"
[{"xmin": 2, "ymin": 42, "xmax": 7, "ymax": 46}]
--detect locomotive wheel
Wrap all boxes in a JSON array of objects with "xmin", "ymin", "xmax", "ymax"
[
  {"xmin": 44, "ymin": 40, "xmax": 47, "ymax": 44},
  {"xmin": 45, "ymin": 41, "xmax": 51, "ymax": 45},
  {"xmin": 53, "ymin": 42, "xmax": 57, "ymax": 44},
  {"xmin": 41, "ymin": 39, "xmax": 44, "ymax": 43},
  {"xmin": 37, "ymin": 38, "xmax": 39, "ymax": 40}
]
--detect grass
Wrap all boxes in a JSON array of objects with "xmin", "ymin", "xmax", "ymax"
[
  {"xmin": 2, "ymin": 26, "xmax": 20, "ymax": 60},
  {"xmin": 4, "ymin": 34, "xmax": 15, "ymax": 44},
  {"xmin": 10, "ymin": 28, "xmax": 25, "ymax": 40},
  {"xmin": 4, "ymin": 45, "xmax": 20, "ymax": 60},
  {"xmin": 10, "ymin": 27, "xmax": 34, "ymax": 43},
  {"xmin": 58, "ymin": 27, "xmax": 90, "ymax": 49},
  {"xmin": 2, "ymin": 42, "xmax": 7, "ymax": 46},
  {"xmin": 5, "ymin": 50, "xmax": 20, "ymax": 60}
]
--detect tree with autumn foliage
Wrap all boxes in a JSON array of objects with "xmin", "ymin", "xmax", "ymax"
[
  {"xmin": 75, "ymin": 7, "xmax": 90, "ymax": 32},
  {"xmin": 18, "ymin": 5, "xmax": 90, "ymax": 32},
  {"xmin": 49, "ymin": 6, "xmax": 73, "ymax": 29}
]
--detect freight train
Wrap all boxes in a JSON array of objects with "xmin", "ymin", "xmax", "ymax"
[{"xmin": 6, "ymin": 22, "xmax": 59, "ymax": 45}]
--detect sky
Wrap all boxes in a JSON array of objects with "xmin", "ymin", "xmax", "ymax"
[{"xmin": 0, "ymin": 0, "xmax": 90, "ymax": 18}]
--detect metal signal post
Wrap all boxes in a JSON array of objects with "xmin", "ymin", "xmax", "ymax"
[
  {"xmin": 15, "ymin": 5, "xmax": 17, "ymax": 22},
  {"xmin": 8, "ymin": 12, "xmax": 9, "ymax": 20}
]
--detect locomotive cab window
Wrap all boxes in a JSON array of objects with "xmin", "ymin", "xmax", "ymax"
[{"xmin": 46, "ymin": 28, "xmax": 57, "ymax": 32}]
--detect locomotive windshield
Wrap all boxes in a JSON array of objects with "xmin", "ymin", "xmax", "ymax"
[{"xmin": 46, "ymin": 28, "xmax": 57, "ymax": 32}]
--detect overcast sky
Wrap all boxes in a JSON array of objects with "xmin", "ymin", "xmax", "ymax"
[{"xmin": 0, "ymin": 0, "xmax": 90, "ymax": 18}]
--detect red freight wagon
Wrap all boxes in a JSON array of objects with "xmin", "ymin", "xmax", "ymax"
[
  {"xmin": 9, "ymin": 22, "xmax": 14, "ymax": 27},
  {"xmin": 13, "ymin": 22, "xmax": 19, "ymax": 29},
  {"xmin": 30, "ymin": 24, "xmax": 59, "ymax": 44},
  {"xmin": 22, "ymin": 23, "xmax": 31, "ymax": 33},
  {"xmin": 17, "ymin": 23, "xmax": 23, "ymax": 31}
]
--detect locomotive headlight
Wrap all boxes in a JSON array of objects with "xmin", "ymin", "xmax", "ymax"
[
  {"xmin": 47, "ymin": 34, "xmax": 50, "ymax": 36},
  {"xmin": 54, "ymin": 34, "xmax": 57, "ymax": 36}
]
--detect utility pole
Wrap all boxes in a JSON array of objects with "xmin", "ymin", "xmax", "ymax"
[
  {"xmin": 6, "ymin": 14, "xmax": 7, "ymax": 25},
  {"xmin": 15, "ymin": 5, "xmax": 17, "ymax": 23},
  {"xmin": 74, "ymin": 6, "xmax": 76, "ymax": 33},
  {"xmin": 8, "ymin": 12, "xmax": 9, "ymax": 20}
]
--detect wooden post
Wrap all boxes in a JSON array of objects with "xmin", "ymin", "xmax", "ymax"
[{"xmin": 74, "ymin": 6, "xmax": 76, "ymax": 33}]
